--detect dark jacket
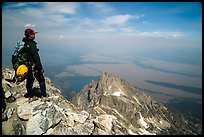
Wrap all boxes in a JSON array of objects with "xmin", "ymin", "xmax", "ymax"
[{"xmin": 22, "ymin": 37, "xmax": 43, "ymax": 71}]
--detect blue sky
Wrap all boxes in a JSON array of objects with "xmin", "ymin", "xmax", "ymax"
[
  {"xmin": 2, "ymin": 2, "xmax": 202, "ymax": 40},
  {"xmin": 2, "ymin": 2, "xmax": 202, "ymax": 68}
]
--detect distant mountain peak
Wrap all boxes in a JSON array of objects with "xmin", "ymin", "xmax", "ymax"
[{"xmin": 71, "ymin": 72, "xmax": 200, "ymax": 135}]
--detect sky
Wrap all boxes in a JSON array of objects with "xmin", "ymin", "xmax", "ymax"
[
  {"xmin": 2, "ymin": 2, "xmax": 202, "ymax": 71},
  {"xmin": 2, "ymin": 2, "xmax": 202, "ymax": 40}
]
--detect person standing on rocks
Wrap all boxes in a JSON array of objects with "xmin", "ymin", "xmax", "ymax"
[{"xmin": 22, "ymin": 28, "xmax": 47, "ymax": 98}]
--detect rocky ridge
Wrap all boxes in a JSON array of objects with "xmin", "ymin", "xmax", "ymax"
[
  {"xmin": 2, "ymin": 67, "xmax": 200, "ymax": 135},
  {"xmin": 71, "ymin": 72, "xmax": 200, "ymax": 135}
]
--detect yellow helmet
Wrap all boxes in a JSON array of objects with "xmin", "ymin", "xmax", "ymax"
[{"xmin": 16, "ymin": 65, "xmax": 28, "ymax": 77}]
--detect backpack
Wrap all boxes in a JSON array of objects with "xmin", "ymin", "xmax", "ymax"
[{"xmin": 11, "ymin": 41, "xmax": 28, "ymax": 71}]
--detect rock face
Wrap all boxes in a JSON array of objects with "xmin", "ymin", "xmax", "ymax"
[
  {"xmin": 2, "ymin": 68, "xmax": 200, "ymax": 135},
  {"xmin": 71, "ymin": 72, "xmax": 201, "ymax": 135}
]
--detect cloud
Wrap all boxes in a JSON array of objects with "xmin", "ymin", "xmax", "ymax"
[
  {"xmin": 76, "ymin": 14, "xmax": 140, "ymax": 34},
  {"xmin": 121, "ymin": 27, "xmax": 135, "ymax": 33},
  {"xmin": 138, "ymin": 31, "xmax": 185, "ymax": 38},
  {"xmin": 24, "ymin": 24, "xmax": 36, "ymax": 27},
  {"xmin": 2, "ymin": 2, "xmax": 39, "ymax": 9},
  {"xmin": 87, "ymin": 2, "xmax": 113, "ymax": 12},
  {"xmin": 80, "ymin": 18, "xmax": 97, "ymax": 28},
  {"xmin": 44, "ymin": 2, "xmax": 80, "ymax": 14},
  {"xmin": 95, "ymin": 28, "xmax": 117, "ymax": 33},
  {"xmin": 103, "ymin": 14, "xmax": 135, "ymax": 26},
  {"xmin": 59, "ymin": 35, "xmax": 64, "ymax": 38},
  {"xmin": 2, "ymin": 2, "xmax": 201, "ymax": 41},
  {"xmin": 76, "ymin": 14, "xmax": 138, "ymax": 34},
  {"xmin": 8, "ymin": 2, "xmax": 28, "ymax": 8},
  {"xmin": 20, "ymin": 8, "xmax": 45, "ymax": 19},
  {"xmin": 4, "ymin": 2, "xmax": 79, "ymax": 14},
  {"xmin": 3, "ymin": 2, "xmax": 76, "ymax": 30}
]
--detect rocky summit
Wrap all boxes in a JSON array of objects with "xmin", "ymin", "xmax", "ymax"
[{"xmin": 2, "ymin": 67, "xmax": 200, "ymax": 135}]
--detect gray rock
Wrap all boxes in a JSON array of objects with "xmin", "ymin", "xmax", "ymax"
[
  {"xmin": 2, "ymin": 113, "xmax": 8, "ymax": 122},
  {"xmin": 2, "ymin": 67, "xmax": 201, "ymax": 135}
]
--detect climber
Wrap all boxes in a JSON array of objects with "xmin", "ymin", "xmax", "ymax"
[{"xmin": 22, "ymin": 28, "xmax": 47, "ymax": 98}]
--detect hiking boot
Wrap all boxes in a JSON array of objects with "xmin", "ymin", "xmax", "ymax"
[
  {"xmin": 24, "ymin": 92, "xmax": 33, "ymax": 98},
  {"xmin": 41, "ymin": 92, "xmax": 48, "ymax": 97}
]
